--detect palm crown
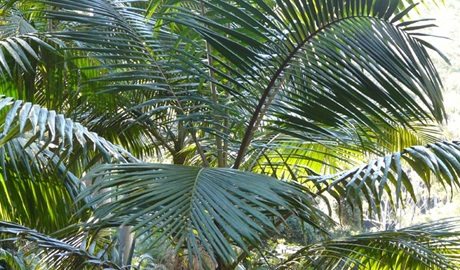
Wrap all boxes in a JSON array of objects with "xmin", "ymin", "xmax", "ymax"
[{"xmin": 0, "ymin": 0, "xmax": 459, "ymax": 269}]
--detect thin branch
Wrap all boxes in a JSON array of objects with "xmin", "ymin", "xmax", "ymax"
[{"xmin": 200, "ymin": 2, "xmax": 224, "ymax": 167}]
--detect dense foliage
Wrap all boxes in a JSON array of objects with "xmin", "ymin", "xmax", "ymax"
[{"xmin": 0, "ymin": 0, "xmax": 460, "ymax": 269}]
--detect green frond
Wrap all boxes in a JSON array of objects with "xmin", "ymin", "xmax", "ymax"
[
  {"xmin": 40, "ymin": 0, "xmax": 226, "ymax": 161},
  {"xmin": 0, "ymin": 11, "xmax": 57, "ymax": 78},
  {"xmin": 81, "ymin": 163, "xmax": 331, "ymax": 268},
  {"xmin": 0, "ymin": 97, "xmax": 135, "ymax": 166},
  {"xmin": 0, "ymin": 0, "xmax": 455, "ymax": 269},
  {"xmin": 157, "ymin": 0, "xmax": 446, "ymax": 168},
  {"xmin": 38, "ymin": 0, "xmax": 447, "ymax": 169},
  {"xmin": 282, "ymin": 217, "xmax": 460, "ymax": 269},
  {"xmin": 0, "ymin": 221, "xmax": 121, "ymax": 270},
  {"xmin": 311, "ymin": 141, "xmax": 460, "ymax": 220},
  {"xmin": 248, "ymin": 135, "xmax": 364, "ymax": 178},
  {"xmin": 0, "ymin": 97, "xmax": 136, "ymax": 231},
  {"xmin": 246, "ymin": 119, "xmax": 444, "ymax": 183}
]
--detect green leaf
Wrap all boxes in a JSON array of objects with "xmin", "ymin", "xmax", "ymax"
[
  {"xmin": 282, "ymin": 217, "xmax": 460, "ymax": 269},
  {"xmin": 81, "ymin": 163, "xmax": 330, "ymax": 267}
]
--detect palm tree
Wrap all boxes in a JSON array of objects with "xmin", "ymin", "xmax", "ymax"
[{"xmin": 1, "ymin": 0, "xmax": 460, "ymax": 269}]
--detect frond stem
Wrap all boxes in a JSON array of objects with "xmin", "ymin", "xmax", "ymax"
[
  {"xmin": 200, "ymin": 2, "xmax": 224, "ymax": 167},
  {"xmin": 233, "ymin": 16, "xmax": 359, "ymax": 169}
]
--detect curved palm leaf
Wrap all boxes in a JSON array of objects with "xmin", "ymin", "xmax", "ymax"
[
  {"xmin": 37, "ymin": 0, "xmax": 448, "ymax": 171},
  {"xmin": 0, "ymin": 97, "xmax": 136, "ymax": 231},
  {"xmin": 0, "ymin": 97, "xmax": 135, "ymax": 168},
  {"xmin": 281, "ymin": 217, "xmax": 460, "ymax": 269},
  {"xmin": 249, "ymin": 121, "xmax": 444, "ymax": 181},
  {"xmin": 80, "ymin": 163, "xmax": 331, "ymax": 268},
  {"xmin": 0, "ymin": 221, "xmax": 120, "ymax": 270},
  {"xmin": 0, "ymin": 14, "xmax": 39, "ymax": 75},
  {"xmin": 0, "ymin": 4, "xmax": 162, "ymax": 160},
  {"xmin": 39, "ymin": 0, "xmax": 220, "ymax": 163},
  {"xmin": 0, "ymin": 0, "xmax": 456, "ymax": 269},
  {"xmin": 0, "ymin": 8, "xmax": 61, "ymax": 78},
  {"xmin": 311, "ymin": 141, "xmax": 460, "ymax": 220},
  {"xmin": 158, "ymin": 0, "xmax": 446, "ymax": 168}
]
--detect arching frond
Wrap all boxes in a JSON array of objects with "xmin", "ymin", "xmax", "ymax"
[
  {"xmin": 282, "ymin": 217, "xmax": 460, "ymax": 270},
  {"xmin": 0, "ymin": 97, "xmax": 135, "ymax": 168},
  {"xmin": 311, "ymin": 141, "xmax": 460, "ymax": 220},
  {"xmin": 0, "ymin": 5, "xmax": 165, "ymax": 159},
  {"xmin": 248, "ymin": 121, "xmax": 444, "ymax": 179},
  {"xmin": 0, "ymin": 221, "xmax": 121, "ymax": 270},
  {"xmin": 39, "ymin": 0, "xmax": 229, "ymax": 162},
  {"xmin": 0, "ymin": 96, "xmax": 136, "ymax": 231},
  {"xmin": 81, "ymin": 163, "xmax": 331, "ymax": 268},
  {"xmin": 158, "ymin": 0, "xmax": 446, "ymax": 168},
  {"xmin": 37, "ymin": 0, "xmax": 447, "ymax": 170},
  {"xmin": 0, "ymin": 0, "xmax": 455, "ymax": 269}
]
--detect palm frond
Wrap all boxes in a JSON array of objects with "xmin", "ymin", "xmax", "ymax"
[
  {"xmin": 0, "ymin": 221, "xmax": 121, "ymax": 270},
  {"xmin": 0, "ymin": 96, "xmax": 135, "ymax": 168},
  {"xmin": 0, "ymin": 1, "xmax": 456, "ymax": 269},
  {"xmin": 158, "ymin": 0, "xmax": 445, "ymax": 168},
  {"xmin": 0, "ymin": 10, "xmax": 59, "ymax": 77},
  {"xmin": 311, "ymin": 141, "xmax": 460, "ymax": 220},
  {"xmin": 0, "ymin": 2, "xmax": 180, "ymax": 160},
  {"xmin": 80, "ymin": 163, "xmax": 331, "ymax": 268},
  {"xmin": 40, "ymin": 0, "xmax": 226, "ymax": 162},
  {"xmin": 282, "ymin": 217, "xmax": 460, "ymax": 269},
  {"xmin": 0, "ymin": 97, "xmax": 136, "ymax": 231},
  {"xmin": 247, "ymin": 120, "xmax": 444, "ymax": 181},
  {"xmin": 38, "ymin": 0, "xmax": 447, "ymax": 170}
]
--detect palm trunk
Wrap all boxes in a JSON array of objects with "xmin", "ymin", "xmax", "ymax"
[{"xmin": 119, "ymin": 226, "xmax": 135, "ymax": 266}]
